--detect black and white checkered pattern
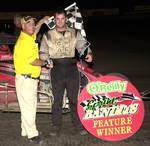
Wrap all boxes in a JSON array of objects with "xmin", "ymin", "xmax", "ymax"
[
  {"xmin": 80, "ymin": 95, "xmax": 106, "ymax": 110},
  {"xmin": 45, "ymin": 2, "xmax": 86, "ymax": 38},
  {"xmin": 65, "ymin": 3, "xmax": 86, "ymax": 38},
  {"xmin": 80, "ymin": 93, "xmax": 141, "ymax": 110},
  {"xmin": 44, "ymin": 16, "xmax": 55, "ymax": 30}
]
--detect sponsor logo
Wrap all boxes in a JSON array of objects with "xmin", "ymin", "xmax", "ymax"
[{"xmin": 78, "ymin": 76, "xmax": 144, "ymax": 141}]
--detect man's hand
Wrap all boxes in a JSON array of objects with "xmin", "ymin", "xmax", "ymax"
[
  {"xmin": 85, "ymin": 54, "xmax": 93, "ymax": 62},
  {"xmin": 35, "ymin": 16, "xmax": 50, "ymax": 34},
  {"xmin": 43, "ymin": 16, "xmax": 50, "ymax": 21}
]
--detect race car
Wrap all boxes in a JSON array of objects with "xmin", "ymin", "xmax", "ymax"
[{"xmin": 0, "ymin": 43, "xmax": 101, "ymax": 113}]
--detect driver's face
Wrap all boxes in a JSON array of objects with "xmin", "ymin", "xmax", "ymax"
[{"xmin": 55, "ymin": 13, "xmax": 66, "ymax": 29}]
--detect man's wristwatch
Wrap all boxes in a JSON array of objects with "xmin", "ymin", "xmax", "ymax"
[{"xmin": 43, "ymin": 59, "xmax": 53, "ymax": 68}]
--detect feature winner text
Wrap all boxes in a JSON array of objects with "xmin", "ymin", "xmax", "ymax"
[{"xmin": 93, "ymin": 117, "xmax": 133, "ymax": 136}]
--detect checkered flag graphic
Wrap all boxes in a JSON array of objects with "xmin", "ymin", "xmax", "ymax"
[
  {"xmin": 80, "ymin": 93, "xmax": 141, "ymax": 109},
  {"xmin": 80, "ymin": 95, "xmax": 106, "ymax": 111},
  {"xmin": 45, "ymin": 2, "xmax": 86, "ymax": 38}
]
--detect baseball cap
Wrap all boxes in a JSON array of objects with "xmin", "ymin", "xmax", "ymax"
[{"xmin": 21, "ymin": 16, "xmax": 37, "ymax": 25}]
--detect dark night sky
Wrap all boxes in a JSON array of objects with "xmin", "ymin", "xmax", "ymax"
[{"xmin": 0, "ymin": 0, "xmax": 150, "ymax": 12}]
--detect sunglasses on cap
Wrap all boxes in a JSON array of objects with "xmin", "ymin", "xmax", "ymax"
[{"xmin": 21, "ymin": 16, "xmax": 37, "ymax": 24}]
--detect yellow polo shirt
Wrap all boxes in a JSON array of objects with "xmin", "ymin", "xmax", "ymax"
[{"xmin": 14, "ymin": 31, "xmax": 41, "ymax": 78}]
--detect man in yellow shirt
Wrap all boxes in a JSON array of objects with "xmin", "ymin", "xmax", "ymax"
[{"xmin": 14, "ymin": 15, "xmax": 49, "ymax": 145}]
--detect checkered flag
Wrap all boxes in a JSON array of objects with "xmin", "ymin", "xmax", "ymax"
[
  {"xmin": 45, "ymin": 2, "xmax": 86, "ymax": 38},
  {"xmin": 44, "ymin": 16, "xmax": 55, "ymax": 29},
  {"xmin": 65, "ymin": 2, "xmax": 86, "ymax": 38}
]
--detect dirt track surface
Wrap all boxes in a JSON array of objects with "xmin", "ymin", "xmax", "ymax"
[
  {"xmin": 0, "ymin": 100, "xmax": 150, "ymax": 146},
  {"xmin": 0, "ymin": 13, "xmax": 150, "ymax": 146}
]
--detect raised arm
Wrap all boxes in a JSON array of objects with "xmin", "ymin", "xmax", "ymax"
[{"xmin": 35, "ymin": 16, "xmax": 50, "ymax": 34}]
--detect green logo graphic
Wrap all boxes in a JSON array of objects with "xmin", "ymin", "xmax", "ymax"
[{"xmin": 87, "ymin": 81, "xmax": 127, "ymax": 95}]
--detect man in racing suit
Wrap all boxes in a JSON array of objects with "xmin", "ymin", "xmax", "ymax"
[{"xmin": 40, "ymin": 8, "xmax": 93, "ymax": 136}]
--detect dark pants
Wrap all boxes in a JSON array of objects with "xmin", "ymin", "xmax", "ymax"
[{"xmin": 51, "ymin": 58, "xmax": 82, "ymax": 129}]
